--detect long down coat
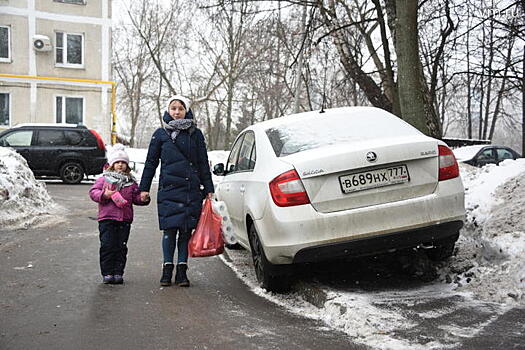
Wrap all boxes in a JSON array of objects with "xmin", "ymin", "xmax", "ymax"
[{"xmin": 139, "ymin": 111, "xmax": 214, "ymax": 231}]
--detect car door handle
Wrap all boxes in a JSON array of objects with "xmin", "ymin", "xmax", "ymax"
[{"xmin": 240, "ymin": 185, "xmax": 245, "ymax": 194}]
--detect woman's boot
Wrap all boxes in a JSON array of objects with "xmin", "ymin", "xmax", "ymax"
[
  {"xmin": 160, "ymin": 263, "xmax": 174, "ymax": 286},
  {"xmin": 174, "ymin": 263, "xmax": 190, "ymax": 287}
]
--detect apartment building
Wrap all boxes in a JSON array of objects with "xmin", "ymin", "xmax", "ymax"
[{"xmin": 0, "ymin": 0, "xmax": 113, "ymax": 143}]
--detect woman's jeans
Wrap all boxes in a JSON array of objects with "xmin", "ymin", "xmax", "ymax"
[
  {"xmin": 162, "ymin": 229, "xmax": 191, "ymax": 264},
  {"xmin": 99, "ymin": 220, "xmax": 131, "ymax": 276}
]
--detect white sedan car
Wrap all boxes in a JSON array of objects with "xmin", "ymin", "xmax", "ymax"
[{"xmin": 213, "ymin": 107, "xmax": 465, "ymax": 292}]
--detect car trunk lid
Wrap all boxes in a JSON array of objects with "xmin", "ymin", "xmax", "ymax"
[{"xmin": 281, "ymin": 136, "xmax": 439, "ymax": 213}]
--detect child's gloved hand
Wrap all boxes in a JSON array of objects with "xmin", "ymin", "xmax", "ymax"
[
  {"xmin": 111, "ymin": 191, "xmax": 128, "ymax": 208},
  {"xmin": 104, "ymin": 188, "xmax": 116, "ymax": 199}
]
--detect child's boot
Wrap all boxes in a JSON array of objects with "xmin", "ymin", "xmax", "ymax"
[
  {"xmin": 174, "ymin": 263, "xmax": 190, "ymax": 287},
  {"xmin": 103, "ymin": 275, "xmax": 114, "ymax": 284},
  {"xmin": 160, "ymin": 263, "xmax": 174, "ymax": 286},
  {"xmin": 113, "ymin": 274, "xmax": 124, "ymax": 284}
]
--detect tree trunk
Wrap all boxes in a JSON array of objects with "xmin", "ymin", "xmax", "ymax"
[{"xmin": 394, "ymin": 0, "xmax": 431, "ymax": 135}]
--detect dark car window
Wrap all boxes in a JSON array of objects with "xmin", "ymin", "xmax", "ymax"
[
  {"xmin": 226, "ymin": 134, "xmax": 245, "ymax": 173},
  {"xmin": 237, "ymin": 132, "xmax": 256, "ymax": 172},
  {"xmin": 496, "ymin": 148, "xmax": 514, "ymax": 160},
  {"xmin": 1, "ymin": 131, "xmax": 33, "ymax": 146},
  {"xmin": 64, "ymin": 130, "xmax": 82, "ymax": 145},
  {"xmin": 477, "ymin": 149, "xmax": 495, "ymax": 161},
  {"xmin": 36, "ymin": 130, "xmax": 66, "ymax": 146}
]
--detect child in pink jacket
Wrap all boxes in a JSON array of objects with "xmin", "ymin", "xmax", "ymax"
[{"xmin": 89, "ymin": 144, "xmax": 149, "ymax": 284}]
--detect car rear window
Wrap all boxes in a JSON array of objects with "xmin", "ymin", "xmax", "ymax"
[
  {"xmin": 265, "ymin": 109, "xmax": 421, "ymax": 157},
  {"xmin": 64, "ymin": 130, "xmax": 82, "ymax": 145}
]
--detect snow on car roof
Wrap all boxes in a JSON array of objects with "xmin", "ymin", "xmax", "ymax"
[{"xmin": 453, "ymin": 145, "xmax": 486, "ymax": 161}]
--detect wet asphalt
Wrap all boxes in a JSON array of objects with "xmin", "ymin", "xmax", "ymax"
[{"xmin": 0, "ymin": 182, "xmax": 363, "ymax": 350}]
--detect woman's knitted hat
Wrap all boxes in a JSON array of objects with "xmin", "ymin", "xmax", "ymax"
[
  {"xmin": 166, "ymin": 95, "xmax": 191, "ymax": 112},
  {"xmin": 108, "ymin": 143, "xmax": 129, "ymax": 166}
]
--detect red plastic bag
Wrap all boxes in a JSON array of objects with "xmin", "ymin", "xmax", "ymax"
[{"xmin": 188, "ymin": 199, "xmax": 224, "ymax": 257}]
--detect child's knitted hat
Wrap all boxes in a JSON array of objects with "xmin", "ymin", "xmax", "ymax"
[{"xmin": 108, "ymin": 144, "xmax": 129, "ymax": 166}]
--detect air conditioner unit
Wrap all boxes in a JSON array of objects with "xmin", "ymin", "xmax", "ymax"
[{"xmin": 32, "ymin": 35, "xmax": 52, "ymax": 52}]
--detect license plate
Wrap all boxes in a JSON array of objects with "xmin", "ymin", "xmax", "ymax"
[{"xmin": 339, "ymin": 165, "xmax": 410, "ymax": 194}]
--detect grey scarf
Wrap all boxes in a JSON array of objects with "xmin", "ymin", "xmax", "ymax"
[
  {"xmin": 164, "ymin": 119, "xmax": 194, "ymax": 141},
  {"xmin": 103, "ymin": 170, "xmax": 135, "ymax": 190}
]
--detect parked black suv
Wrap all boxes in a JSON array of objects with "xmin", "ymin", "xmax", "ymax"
[{"xmin": 0, "ymin": 124, "xmax": 107, "ymax": 184}]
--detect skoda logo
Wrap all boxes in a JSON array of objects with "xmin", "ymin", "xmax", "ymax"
[{"xmin": 366, "ymin": 151, "xmax": 377, "ymax": 162}]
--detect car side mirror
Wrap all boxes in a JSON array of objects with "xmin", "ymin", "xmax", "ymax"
[{"xmin": 213, "ymin": 163, "xmax": 226, "ymax": 176}]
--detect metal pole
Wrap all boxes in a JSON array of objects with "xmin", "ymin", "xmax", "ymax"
[{"xmin": 111, "ymin": 84, "xmax": 117, "ymax": 145}]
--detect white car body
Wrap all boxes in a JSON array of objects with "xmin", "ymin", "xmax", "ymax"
[{"xmin": 215, "ymin": 107, "xmax": 465, "ymax": 290}]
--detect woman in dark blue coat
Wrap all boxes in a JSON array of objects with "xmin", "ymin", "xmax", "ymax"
[{"xmin": 139, "ymin": 95, "xmax": 214, "ymax": 287}]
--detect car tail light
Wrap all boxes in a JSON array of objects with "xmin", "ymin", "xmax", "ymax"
[
  {"xmin": 269, "ymin": 169, "xmax": 310, "ymax": 207},
  {"xmin": 438, "ymin": 145, "xmax": 459, "ymax": 181},
  {"xmin": 89, "ymin": 129, "xmax": 106, "ymax": 150}
]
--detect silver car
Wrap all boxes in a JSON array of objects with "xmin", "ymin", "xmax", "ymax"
[{"xmin": 214, "ymin": 107, "xmax": 465, "ymax": 292}]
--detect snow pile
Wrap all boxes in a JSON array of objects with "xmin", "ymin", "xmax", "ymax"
[
  {"xmin": 441, "ymin": 160, "xmax": 525, "ymax": 304},
  {"xmin": 0, "ymin": 148, "xmax": 61, "ymax": 229}
]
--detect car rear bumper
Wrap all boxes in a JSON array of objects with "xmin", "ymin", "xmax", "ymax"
[
  {"xmin": 255, "ymin": 177, "xmax": 465, "ymax": 264},
  {"xmin": 292, "ymin": 221, "xmax": 462, "ymax": 263}
]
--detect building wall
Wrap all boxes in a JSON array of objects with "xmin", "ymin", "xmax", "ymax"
[
  {"xmin": 35, "ymin": 19, "xmax": 103, "ymax": 80},
  {"xmin": 0, "ymin": 14, "xmax": 29, "ymax": 73},
  {"xmin": 37, "ymin": 0, "xmax": 103, "ymax": 18},
  {"xmin": 0, "ymin": 0, "xmax": 113, "ymax": 143}
]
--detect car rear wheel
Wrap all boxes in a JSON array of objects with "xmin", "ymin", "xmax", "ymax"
[
  {"xmin": 60, "ymin": 162, "xmax": 84, "ymax": 184},
  {"xmin": 426, "ymin": 241, "xmax": 456, "ymax": 261},
  {"xmin": 248, "ymin": 224, "xmax": 291, "ymax": 293}
]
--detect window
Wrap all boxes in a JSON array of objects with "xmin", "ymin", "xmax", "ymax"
[
  {"xmin": 226, "ymin": 134, "xmax": 245, "ymax": 173},
  {"xmin": 0, "ymin": 26, "xmax": 10, "ymax": 62},
  {"xmin": 0, "ymin": 93, "xmax": 9, "ymax": 126},
  {"xmin": 497, "ymin": 148, "xmax": 514, "ymax": 160},
  {"xmin": 477, "ymin": 149, "xmax": 495, "ymax": 160},
  {"xmin": 53, "ymin": 0, "xmax": 86, "ymax": 5},
  {"xmin": 237, "ymin": 132, "xmax": 256, "ymax": 171},
  {"xmin": 64, "ymin": 131, "xmax": 82, "ymax": 145},
  {"xmin": 55, "ymin": 96, "xmax": 84, "ymax": 124},
  {"xmin": 55, "ymin": 32, "xmax": 83, "ymax": 66},
  {"xmin": 36, "ymin": 130, "xmax": 66, "ymax": 146},
  {"xmin": 1, "ymin": 131, "xmax": 33, "ymax": 147}
]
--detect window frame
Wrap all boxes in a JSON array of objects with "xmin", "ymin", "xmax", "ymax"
[
  {"xmin": 236, "ymin": 131, "xmax": 256, "ymax": 172},
  {"xmin": 53, "ymin": 0, "xmax": 87, "ymax": 5},
  {"xmin": 55, "ymin": 31, "xmax": 85, "ymax": 68},
  {"xmin": 35, "ymin": 130, "xmax": 67, "ymax": 147},
  {"xmin": 496, "ymin": 147, "xmax": 515, "ymax": 161},
  {"xmin": 54, "ymin": 95, "xmax": 85, "ymax": 125},
  {"xmin": 0, "ymin": 25, "xmax": 11, "ymax": 63},
  {"xmin": 1, "ymin": 130, "xmax": 34, "ymax": 147},
  {"xmin": 225, "ymin": 133, "xmax": 245, "ymax": 175},
  {"xmin": 0, "ymin": 92, "xmax": 11, "ymax": 127}
]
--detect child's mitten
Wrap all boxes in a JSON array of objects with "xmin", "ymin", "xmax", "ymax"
[{"xmin": 111, "ymin": 191, "xmax": 128, "ymax": 208}]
